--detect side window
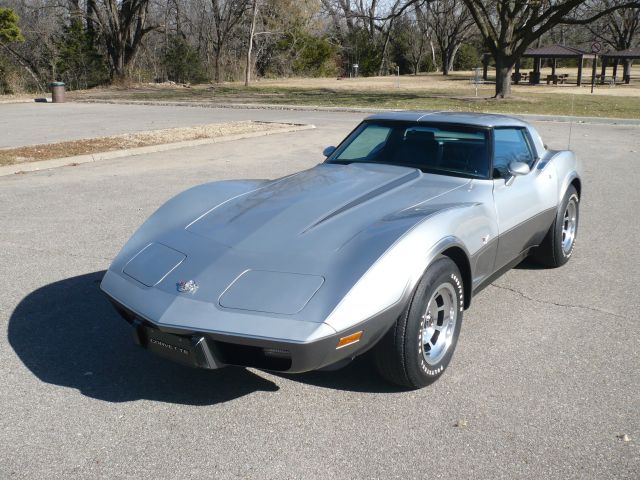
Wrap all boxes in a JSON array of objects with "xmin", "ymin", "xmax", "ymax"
[
  {"xmin": 493, "ymin": 128, "xmax": 535, "ymax": 178},
  {"xmin": 336, "ymin": 125, "xmax": 391, "ymax": 161}
]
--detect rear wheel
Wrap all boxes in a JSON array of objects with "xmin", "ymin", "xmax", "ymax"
[
  {"xmin": 373, "ymin": 257, "xmax": 463, "ymax": 389},
  {"xmin": 533, "ymin": 185, "xmax": 579, "ymax": 268}
]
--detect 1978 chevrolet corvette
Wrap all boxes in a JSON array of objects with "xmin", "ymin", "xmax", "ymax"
[{"xmin": 101, "ymin": 111, "xmax": 582, "ymax": 388}]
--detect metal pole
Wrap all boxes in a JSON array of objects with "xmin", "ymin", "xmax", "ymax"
[{"xmin": 591, "ymin": 55, "xmax": 597, "ymax": 93}]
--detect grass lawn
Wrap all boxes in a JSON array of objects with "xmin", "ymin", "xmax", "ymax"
[{"xmin": 69, "ymin": 72, "xmax": 640, "ymax": 119}]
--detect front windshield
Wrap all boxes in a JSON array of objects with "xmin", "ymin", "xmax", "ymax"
[{"xmin": 327, "ymin": 121, "xmax": 491, "ymax": 179}]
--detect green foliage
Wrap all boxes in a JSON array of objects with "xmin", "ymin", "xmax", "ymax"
[
  {"xmin": 268, "ymin": 29, "xmax": 337, "ymax": 77},
  {"xmin": 56, "ymin": 21, "xmax": 109, "ymax": 89},
  {"xmin": 453, "ymin": 44, "xmax": 480, "ymax": 71},
  {"xmin": 162, "ymin": 36, "xmax": 207, "ymax": 84},
  {"xmin": 344, "ymin": 29, "xmax": 382, "ymax": 76},
  {"xmin": 290, "ymin": 33, "xmax": 337, "ymax": 76},
  {"xmin": 0, "ymin": 8, "xmax": 25, "ymax": 94},
  {"xmin": 0, "ymin": 7, "xmax": 24, "ymax": 44}
]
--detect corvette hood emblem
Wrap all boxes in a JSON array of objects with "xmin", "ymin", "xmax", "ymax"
[{"xmin": 177, "ymin": 280, "xmax": 199, "ymax": 294}]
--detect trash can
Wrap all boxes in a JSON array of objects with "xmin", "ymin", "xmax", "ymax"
[{"xmin": 49, "ymin": 82, "xmax": 65, "ymax": 103}]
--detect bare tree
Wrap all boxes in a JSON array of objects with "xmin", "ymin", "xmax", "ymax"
[
  {"xmin": 320, "ymin": 0, "xmax": 357, "ymax": 44},
  {"xmin": 375, "ymin": 1, "xmax": 402, "ymax": 75},
  {"xmin": 244, "ymin": 0, "xmax": 258, "ymax": 86},
  {"xmin": 427, "ymin": 0, "xmax": 474, "ymax": 75},
  {"xmin": 210, "ymin": 0, "xmax": 250, "ymax": 82},
  {"xmin": 580, "ymin": 1, "xmax": 640, "ymax": 81},
  {"xmin": 88, "ymin": 0, "xmax": 156, "ymax": 80},
  {"xmin": 321, "ymin": 0, "xmax": 404, "ymax": 75},
  {"xmin": 459, "ymin": 0, "xmax": 640, "ymax": 98},
  {"xmin": 584, "ymin": 0, "xmax": 640, "ymax": 49},
  {"xmin": 404, "ymin": 3, "xmax": 433, "ymax": 74}
]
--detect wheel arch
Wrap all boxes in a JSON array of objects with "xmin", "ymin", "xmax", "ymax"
[
  {"xmin": 570, "ymin": 177, "xmax": 581, "ymax": 198},
  {"xmin": 440, "ymin": 246, "xmax": 472, "ymax": 309}
]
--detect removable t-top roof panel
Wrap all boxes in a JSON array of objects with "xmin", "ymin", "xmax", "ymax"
[{"xmin": 219, "ymin": 270, "xmax": 324, "ymax": 315}]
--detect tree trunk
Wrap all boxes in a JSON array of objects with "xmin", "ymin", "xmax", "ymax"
[
  {"xmin": 442, "ymin": 50, "xmax": 450, "ymax": 75},
  {"xmin": 429, "ymin": 40, "xmax": 438, "ymax": 72},
  {"xmin": 214, "ymin": 49, "xmax": 221, "ymax": 83},
  {"xmin": 86, "ymin": 0, "xmax": 97, "ymax": 47},
  {"xmin": 442, "ymin": 43, "xmax": 461, "ymax": 76},
  {"xmin": 377, "ymin": 18, "xmax": 395, "ymax": 76},
  {"xmin": 110, "ymin": 43, "xmax": 127, "ymax": 81},
  {"xmin": 494, "ymin": 54, "xmax": 513, "ymax": 98},
  {"xmin": 244, "ymin": 0, "xmax": 258, "ymax": 87},
  {"xmin": 447, "ymin": 44, "xmax": 461, "ymax": 75}
]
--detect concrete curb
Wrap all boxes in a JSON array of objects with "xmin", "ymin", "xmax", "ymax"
[
  {"xmin": 77, "ymin": 98, "xmax": 383, "ymax": 114},
  {"xmin": 0, "ymin": 97, "xmax": 52, "ymax": 104},
  {"xmin": 0, "ymin": 123, "xmax": 315, "ymax": 177},
  {"xmin": 76, "ymin": 98, "xmax": 640, "ymax": 126}
]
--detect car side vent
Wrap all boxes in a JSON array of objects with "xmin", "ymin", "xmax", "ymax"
[{"xmin": 263, "ymin": 347, "xmax": 290, "ymax": 358}]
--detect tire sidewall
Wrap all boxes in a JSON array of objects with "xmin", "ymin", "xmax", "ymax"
[
  {"xmin": 403, "ymin": 258, "xmax": 464, "ymax": 387},
  {"xmin": 555, "ymin": 187, "xmax": 579, "ymax": 262}
]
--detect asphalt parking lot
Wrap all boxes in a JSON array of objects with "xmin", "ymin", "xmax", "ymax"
[{"xmin": 0, "ymin": 103, "xmax": 638, "ymax": 479}]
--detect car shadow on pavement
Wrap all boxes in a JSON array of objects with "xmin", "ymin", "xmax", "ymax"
[
  {"xmin": 273, "ymin": 357, "xmax": 407, "ymax": 394},
  {"xmin": 8, "ymin": 271, "xmax": 279, "ymax": 405},
  {"xmin": 514, "ymin": 257, "xmax": 547, "ymax": 270}
]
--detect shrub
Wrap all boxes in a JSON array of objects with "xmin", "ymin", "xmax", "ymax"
[
  {"xmin": 163, "ymin": 36, "xmax": 208, "ymax": 84},
  {"xmin": 454, "ymin": 43, "xmax": 481, "ymax": 71}
]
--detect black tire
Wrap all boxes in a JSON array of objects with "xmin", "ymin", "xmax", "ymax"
[
  {"xmin": 533, "ymin": 185, "xmax": 579, "ymax": 268},
  {"xmin": 373, "ymin": 256, "xmax": 464, "ymax": 389}
]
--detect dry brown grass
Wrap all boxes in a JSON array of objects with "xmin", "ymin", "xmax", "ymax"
[
  {"xmin": 253, "ymin": 68, "xmax": 640, "ymax": 97},
  {"xmin": 0, "ymin": 121, "xmax": 291, "ymax": 166}
]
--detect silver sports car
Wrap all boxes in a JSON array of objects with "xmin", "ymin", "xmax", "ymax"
[{"xmin": 101, "ymin": 111, "xmax": 582, "ymax": 388}]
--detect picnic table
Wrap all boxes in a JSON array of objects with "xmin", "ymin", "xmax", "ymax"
[
  {"xmin": 546, "ymin": 73, "xmax": 569, "ymax": 84},
  {"xmin": 511, "ymin": 71, "xmax": 529, "ymax": 83}
]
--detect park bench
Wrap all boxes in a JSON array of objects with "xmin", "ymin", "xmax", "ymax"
[{"xmin": 546, "ymin": 74, "xmax": 569, "ymax": 85}]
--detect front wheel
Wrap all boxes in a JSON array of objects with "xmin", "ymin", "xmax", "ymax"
[
  {"xmin": 533, "ymin": 185, "xmax": 579, "ymax": 268},
  {"xmin": 373, "ymin": 256, "xmax": 464, "ymax": 389}
]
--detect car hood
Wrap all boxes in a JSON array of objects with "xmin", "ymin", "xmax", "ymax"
[{"xmin": 186, "ymin": 162, "xmax": 467, "ymax": 253}]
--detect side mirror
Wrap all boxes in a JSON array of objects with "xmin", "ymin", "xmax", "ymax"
[
  {"xmin": 323, "ymin": 146, "xmax": 336, "ymax": 157},
  {"xmin": 505, "ymin": 161, "xmax": 530, "ymax": 186},
  {"xmin": 508, "ymin": 161, "xmax": 530, "ymax": 176}
]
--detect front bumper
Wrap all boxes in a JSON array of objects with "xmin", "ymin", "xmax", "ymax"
[
  {"xmin": 109, "ymin": 300, "xmax": 396, "ymax": 373},
  {"xmin": 101, "ymin": 268, "xmax": 401, "ymax": 373}
]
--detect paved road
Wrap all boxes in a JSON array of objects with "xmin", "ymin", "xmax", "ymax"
[
  {"xmin": 0, "ymin": 105, "xmax": 638, "ymax": 479},
  {"xmin": 0, "ymin": 101, "xmax": 362, "ymax": 148}
]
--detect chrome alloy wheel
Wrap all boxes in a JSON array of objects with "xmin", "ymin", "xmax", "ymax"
[
  {"xmin": 561, "ymin": 197, "xmax": 578, "ymax": 254},
  {"xmin": 421, "ymin": 283, "xmax": 458, "ymax": 366}
]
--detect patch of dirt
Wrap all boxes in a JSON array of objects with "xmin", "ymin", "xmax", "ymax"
[{"xmin": 0, "ymin": 121, "xmax": 292, "ymax": 166}]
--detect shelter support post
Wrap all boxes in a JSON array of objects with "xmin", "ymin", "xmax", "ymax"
[
  {"xmin": 600, "ymin": 56, "xmax": 608, "ymax": 84},
  {"xmin": 577, "ymin": 58, "xmax": 583, "ymax": 86},
  {"xmin": 623, "ymin": 60, "xmax": 631, "ymax": 84}
]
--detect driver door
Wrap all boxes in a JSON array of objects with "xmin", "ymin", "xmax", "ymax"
[{"xmin": 492, "ymin": 127, "xmax": 557, "ymax": 270}]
